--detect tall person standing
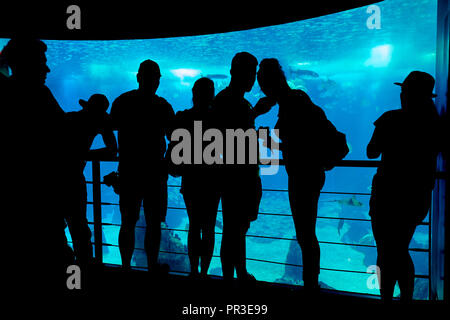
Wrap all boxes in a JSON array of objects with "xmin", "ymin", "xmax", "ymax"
[{"xmin": 111, "ymin": 60, "xmax": 175, "ymax": 274}]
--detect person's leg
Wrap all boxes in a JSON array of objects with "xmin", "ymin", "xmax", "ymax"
[
  {"xmin": 371, "ymin": 217, "xmax": 396, "ymax": 301},
  {"xmin": 220, "ymin": 192, "xmax": 234, "ymax": 281},
  {"xmin": 220, "ymin": 172, "xmax": 257, "ymax": 282},
  {"xmin": 398, "ymin": 251, "xmax": 415, "ymax": 302},
  {"xmin": 199, "ymin": 192, "xmax": 220, "ymax": 277},
  {"xmin": 78, "ymin": 176, "xmax": 93, "ymax": 264},
  {"xmin": 397, "ymin": 223, "xmax": 417, "ymax": 302},
  {"xmin": 378, "ymin": 251, "xmax": 397, "ymax": 301},
  {"xmin": 143, "ymin": 177, "xmax": 167, "ymax": 271},
  {"xmin": 222, "ymin": 186, "xmax": 251, "ymax": 281},
  {"xmin": 184, "ymin": 192, "xmax": 201, "ymax": 276},
  {"xmin": 235, "ymin": 173, "xmax": 261, "ymax": 281},
  {"xmin": 118, "ymin": 188, "xmax": 141, "ymax": 269},
  {"xmin": 289, "ymin": 174, "xmax": 322, "ymax": 289},
  {"xmin": 235, "ymin": 220, "xmax": 250, "ymax": 280},
  {"xmin": 65, "ymin": 176, "xmax": 93, "ymax": 265}
]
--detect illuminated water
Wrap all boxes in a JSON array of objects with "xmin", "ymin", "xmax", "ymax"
[{"xmin": 1, "ymin": 0, "xmax": 437, "ymax": 299}]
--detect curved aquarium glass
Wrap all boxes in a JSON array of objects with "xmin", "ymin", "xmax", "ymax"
[{"xmin": 1, "ymin": 0, "xmax": 437, "ymax": 300}]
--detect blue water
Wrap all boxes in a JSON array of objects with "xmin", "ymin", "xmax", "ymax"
[{"xmin": 2, "ymin": 0, "xmax": 437, "ymax": 299}]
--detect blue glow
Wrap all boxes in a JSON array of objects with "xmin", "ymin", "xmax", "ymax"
[
  {"xmin": 364, "ymin": 44, "xmax": 393, "ymax": 67},
  {"xmin": 1, "ymin": 0, "xmax": 437, "ymax": 300}
]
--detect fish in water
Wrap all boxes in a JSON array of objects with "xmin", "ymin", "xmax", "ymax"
[
  {"xmin": 322, "ymin": 195, "xmax": 363, "ymax": 207},
  {"xmin": 204, "ymin": 73, "xmax": 229, "ymax": 80},
  {"xmin": 288, "ymin": 67, "xmax": 320, "ymax": 78},
  {"xmin": 358, "ymin": 233, "xmax": 375, "ymax": 246},
  {"xmin": 321, "ymin": 196, "xmax": 364, "ymax": 235}
]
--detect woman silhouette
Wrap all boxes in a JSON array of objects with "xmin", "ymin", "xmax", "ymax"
[
  {"xmin": 257, "ymin": 58, "xmax": 340, "ymax": 291},
  {"xmin": 367, "ymin": 71, "xmax": 439, "ymax": 302},
  {"xmin": 171, "ymin": 77, "xmax": 220, "ymax": 278}
]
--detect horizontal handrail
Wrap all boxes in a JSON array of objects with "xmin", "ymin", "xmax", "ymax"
[
  {"xmin": 84, "ymin": 157, "xmax": 445, "ymax": 176},
  {"xmin": 86, "ymin": 181, "xmax": 374, "ymax": 196},
  {"xmin": 85, "ymin": 201, "xmax": 430, "ymax": 226},
  {"xmin": 83, "ymin": 156, "xmax": 434, "ymax": 298},
  {"xmin": 87, "ymin": 222, "xmax": 429, "ymax": 252},
  {"xmin": 85, "ymin": 156, "xmax": 381, "ymax": 167}
]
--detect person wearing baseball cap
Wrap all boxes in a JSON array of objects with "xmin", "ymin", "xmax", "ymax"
[
  {"xmin": 64, "ymin": 93, "xmax": 117, "ymax": 271},
  {"xmin": 367, "ymin": 71, "xmax": 439, "ymax": 302},
  {"xmin": 394, "ymin": 70, "xmax": 437, "ymax": 97},
  {"xmin": 78, "ymin": 93, "xmax": 110, "ymax": 113}
]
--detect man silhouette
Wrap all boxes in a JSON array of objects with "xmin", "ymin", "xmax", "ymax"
[
  {"xmin": 111, "ymin": 60, "xmax": 175, "ymax": 273},
  {"xmin": 1, "ymin": 37, "xmax": 67, "ymax": 293},
  {"xmin": 211, "ymin": 52, "xmax": 275, "ymax": 283}
]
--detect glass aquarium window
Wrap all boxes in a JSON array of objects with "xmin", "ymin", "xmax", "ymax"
[
  {"xmin": 0, "ymin": 0, "xmax": 437, "ymax": 159},
  {"xmin": 18, "ymin": 0, "xmax": 437, "ymax": 300}
]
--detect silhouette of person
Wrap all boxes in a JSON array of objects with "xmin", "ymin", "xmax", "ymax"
[
  {"xmin": 257, "ymin": 58, "xmax": 339, "ymax": 291},
  {"xmin": 367, "ymin": 71, "xmax": 439, "ymax": 302},
  {"xmin": 65, "ymin": 94, "xmax": 117, "ymax": 266},
  {"xmin": 1, "ymin": 37, "xmax": 68, "ymax": 293},
  {"xmin": 110, "ymin": 60, "xmax": 175, "ymax": 273},
  {"xmin": 169, "ymin": 77, "xmax": 221, "ymax": 278},
  {"xmin": 211, "ymin": 52, "xmax": 275, "ymax": 283}
]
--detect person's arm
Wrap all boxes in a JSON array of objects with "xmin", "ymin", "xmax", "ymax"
[
  {"xmin": 93, "ymin": 130, "xmax": 118, "ymax": 158},
  {"xmin": 367, "ymin": 126, "xmax": 382, "ymax": 159},
  {"xmin": 109, "ymin": 96, "xmax": 121, "ymax": 131},
  {"xmin": 260, "ymin": 125, "xmax": 281, "ymax": 151},
  {"xmin": 87, "ymin": 115, "xmax": 118, "ymax": 160},
  {"xmin": 166, "ymin": 111, "xmax": 184, "ymax": 177},
  {"xmin": 165, "ymin": 103, "xmax": 176, "ymax": 140},
  {"xmin": 251, "ymin": 96, "xmax": 276, "ymax": 121}
]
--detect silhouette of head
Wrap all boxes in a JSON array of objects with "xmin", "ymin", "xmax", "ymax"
[
  {"xmin": 1, "ymin": 38, "xmax": 50, "ymax": 85},
  {"xmin": 395, "ymin": 71, "xmax": 437, "ymax": 111},
  {"xmin": 137, "ymin": 59, "xmax": 161, "ymax": 94},
  {"xmin": 230, "ymin": 52, "xmax": 258, "ymax": 92},
  {"xmin": 192, "ymin": 77, "xmax": 214, "ymax": 109},
  {"xmin": 257, "ymin": 58, "xmax": 288, "ymax": 99},
  {"xmin": 79, "ymin": 94, "xmax": 109, "ymax": 115}
]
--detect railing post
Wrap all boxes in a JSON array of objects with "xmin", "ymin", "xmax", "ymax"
[{"xmin": 92, "ymin": 160, "xmax": 103, "ymax": 264}]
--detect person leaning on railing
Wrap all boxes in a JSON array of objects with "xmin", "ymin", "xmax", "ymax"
[
  {"xmin": 256, "ymin": 58, "xmax": 348, "ymax": 292},
  {"xmin": 367, "ymin": 71, "xmax": 440, "ymax": 302}
]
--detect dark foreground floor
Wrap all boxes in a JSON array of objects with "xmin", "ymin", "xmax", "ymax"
[{"xmin": 58, "ymin": 264, "xmax": 447, "ymax": 317}]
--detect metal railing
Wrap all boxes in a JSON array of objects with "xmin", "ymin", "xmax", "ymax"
[{"xmin": 81, "ymin": 157, "xmax": 435, "ymax": 298}]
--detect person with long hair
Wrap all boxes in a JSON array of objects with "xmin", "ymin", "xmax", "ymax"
[
  {"xmin": 257, "ymin": 58, "xmax": 341, "ymax": 291},
  {"xmin": 170, "ymin": 77, "xmax": 220, "ymax": 278}
]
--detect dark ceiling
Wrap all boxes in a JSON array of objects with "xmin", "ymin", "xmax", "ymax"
[{"xmin": 0, "ymin": 1, "xmax": 382, "ymax": 40}]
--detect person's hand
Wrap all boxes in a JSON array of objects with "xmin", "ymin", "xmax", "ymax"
[{"xmin": 254, "ymin": 97, "xmax": 276, "ymax": 116}]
